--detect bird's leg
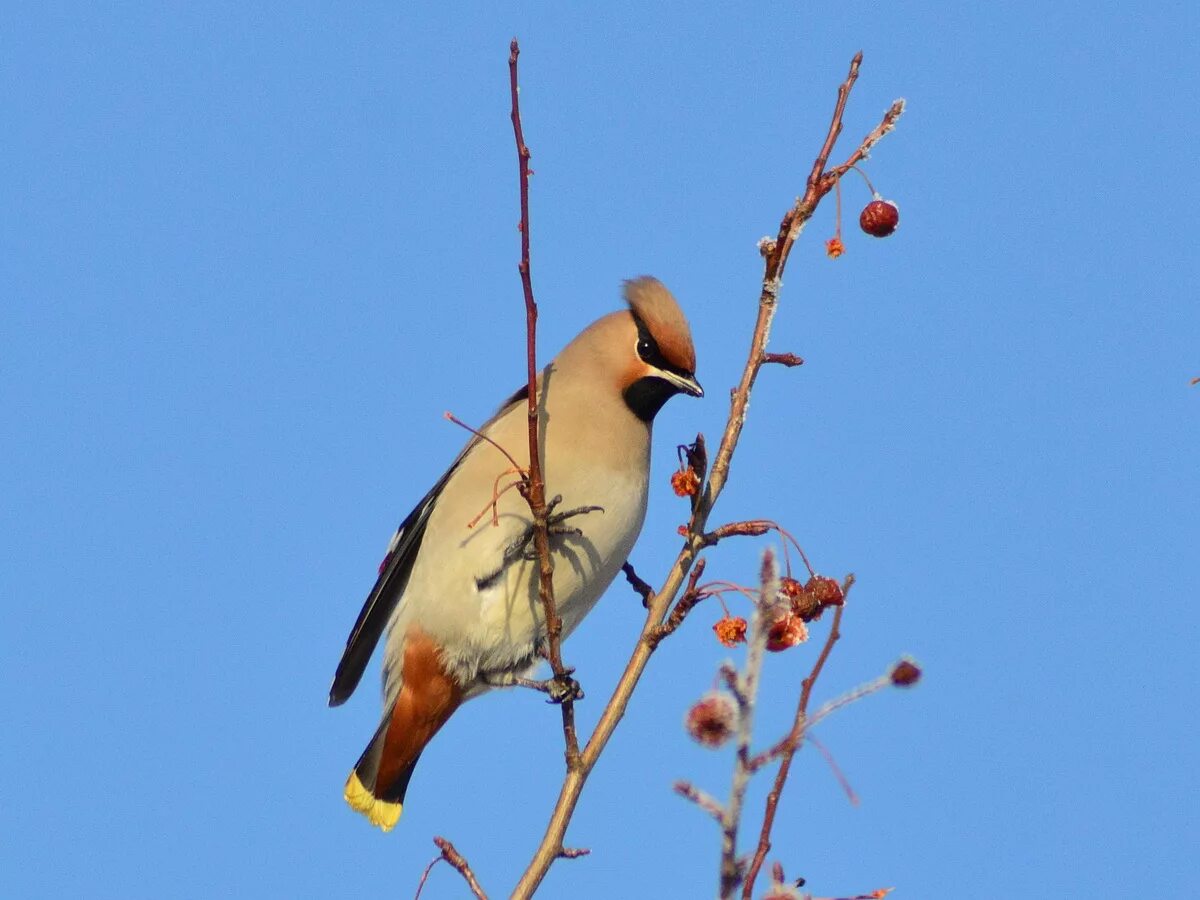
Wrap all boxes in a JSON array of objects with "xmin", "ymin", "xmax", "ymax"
[
  {"xmin": 520, "ymin": 669, "xmax": 585, "ymax": 704},
  {"xmin": 480, "ymin": 664, "xmax": 584, "ymax": 703}
]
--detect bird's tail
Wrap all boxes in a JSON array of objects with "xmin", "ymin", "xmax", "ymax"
[
  {"xmin": 342, "ymin": 717, "xmax": 421, "ymax": 833},
  {"xmin": 343, "ymin": 651, "xmax": 463, "ymax": 831}
]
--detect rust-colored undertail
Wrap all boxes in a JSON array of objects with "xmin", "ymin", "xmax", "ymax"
[{"xmin": 343, "ymin": 630, "xmax": 463, "ymax": 831}]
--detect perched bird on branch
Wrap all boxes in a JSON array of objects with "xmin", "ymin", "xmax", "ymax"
[{"xmin": 329, "ymin": 277, "xmax": 702, "ymax": 830}]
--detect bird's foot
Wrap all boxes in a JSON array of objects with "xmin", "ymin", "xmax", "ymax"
[
  {"xmin": 501, "ymin": 495, "xmax": 605, "ymax": 565},
  {"xmin": 512, "ymin": 669, "xmax": 585, "ymax": 704}
]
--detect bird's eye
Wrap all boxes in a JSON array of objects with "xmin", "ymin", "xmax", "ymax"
[{"xmin": 636, "ymin": 338, "xmax": 654, "ymax": 362}]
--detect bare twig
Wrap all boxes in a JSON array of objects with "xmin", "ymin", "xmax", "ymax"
[
  {"xmin": 762, "ymin": 352, "xmax": 805, "ymax": 367},
  {"xmin": 412, "ymin": 854, "xmax": 444, "ymax": 900},
  {"xmin": 740, "ymin": 576, "xmax": 853, "ymax": 898},
  {"xmin": 675, "ymin": 779, "xmax": 727, "ymax": 821},
  {"xmin": 806, "ymin": 732, "xmax": 860, "ymax": 807},
  {"xmin": 698, "ymin": 520, "xmax": 774, "ymax": 548},
  {"xmin": 431, "ymin": 837, "xmax": 488, "ymax": 900},
  {"xmin": 444, "ymin": 412, "xmax": 527, "ymax": 476},
  {"xmin": 647, "ymin": 558, "xmax": 708, "ymax": 647},
  {"xmin": 508, "ymin": 38, "xmax": 580, "ymax": 769},
  {"xmin": 717, "ymin": 551, "xmax": 778, "ymax": 898},
  {"xmin": 558, "ymin": 847, "xmax": 591, "ymax": 860},
  {"xmin": 511, "ymin": 51, "xmax": 904, "ymax": 898}
]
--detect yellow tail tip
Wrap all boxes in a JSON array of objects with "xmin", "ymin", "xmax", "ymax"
[{"xmin": 344, "ymin": 772, "xmax": 402, "ymax": 832}]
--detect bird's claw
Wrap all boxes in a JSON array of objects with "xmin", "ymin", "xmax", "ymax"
[
  {"xmin": 544, "ymin": 672, "xmax": 584, "ymax": 704},
  {"xmin": 511, "ymin": 668, "xmax": 584, "ymax": 703},
  {"xmin": 502, "ymin": 500, "xmax": 605, "ymax": 565}
]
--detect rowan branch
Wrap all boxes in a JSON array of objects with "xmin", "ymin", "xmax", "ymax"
[
  {"xmin": 647, "ymin": 558, "xmax": 708, "ymax": 647},
  {"xmin": 508, "ymin": 38, "xmax": 580, "ymax": 769},
  {"xmin": 675, "ymin": 779, "xmax": 727, "ymax": 822},
  {"xmin": 762, "ymin": 352, "xmax": 805, "ymax": 367},
  {"xmin": 717, "ymin": 551, "xmax": 780, "ymax": 898},
  {"xmin": 511, "ymin": 50, "xmax": 905, "ymax": 899},
  {"xmin": 418, "ymin": 837, "xmax": 487, "ymax": 900},
  {"xmin": 740, "ymin": 577, "xmax": 852, "ymax": 898}
]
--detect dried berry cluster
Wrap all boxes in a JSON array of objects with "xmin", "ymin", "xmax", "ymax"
[{"xmin": 709, "ymin": 574, "xmax": 846, "ymax": 654}]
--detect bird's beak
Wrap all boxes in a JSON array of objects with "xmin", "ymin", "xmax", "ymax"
[{"xmin": 661, "ymin": 370, "xmax": 704, "ymax": 398}]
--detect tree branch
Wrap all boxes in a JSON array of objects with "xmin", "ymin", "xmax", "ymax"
[
  {"xmin": 675, "ymin": 779, "xmax": 727, "ymax": 822},
  {"xmin": 762, "ymin": 352, "xmax": 805, "ymax": 367},
  {"xmin": 717, "ymin": 551, "xmax": 780, "ymax": 898},
  {"xmin": 510, "ymin": 50, "xmax": 904, "ymax": 898},
  {"xmin": 647, "ymin": 558, "xmax": 708, "ymax": 648},
  {"xmin": 740, "ymin": 577, "xmax": 853, "ymax": 898},
  {"xmin": 425, "ymin": 837, "xmax": 488, "ymax": 900},
  {"xmin": 508, "ymin": 38, "xmax": 580, "ymax": 769}
]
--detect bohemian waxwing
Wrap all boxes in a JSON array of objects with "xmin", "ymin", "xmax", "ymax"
[{"xmin": 329, "ymin": 276, "xmax": 702, "ymax": 831}]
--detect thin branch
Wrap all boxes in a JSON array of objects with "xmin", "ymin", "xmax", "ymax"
[
  {"xmin": 698, "ymin": 520, "xmax": 774, "ymax": 548},
  {"xmin": 412, "ymin": 854, "xmax": 444, "ymax": 900},
  {"xmin": 508, "ymin": 38, "xmax": 580, "ymax": 769},
  {"xmin": 432, "ymin": 837, "xmax": 488, "ymax": 900},
  {"xmin": 740, "ymin": 576, "xmax": 853, "ymax": 899},
  {"xmin": 512, "ymin": 51, "xmax": 904, "ymax": 899},
  {"xmin": 825, "ymin": 98, "xmax": 907, "ymax": 184},
  {"xmin": 444, "ymin": 412, "xmax": 526, "ymax": 476},
  {"xmin": 675, "ymin": 779, "xmax": 727, "ymax": 822},
  {"xmin": 647, "ymin": 557, "xmax": 708, "ymax": 647},
  {"xmin": 717, "ymin": 551, "xmax": 778, "ymax": 898},
  {"xmin": 806, "ymin": 732, "xmax": 860, "ymax": 807},
  {"xmin": 762, "ymin": 352, "xmax": 804, "ymax": 367}
]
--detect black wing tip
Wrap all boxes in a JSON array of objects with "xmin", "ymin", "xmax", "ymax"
[{"xmin": 328, "ymin": 672, "xmax": 355, "ymax": 707}]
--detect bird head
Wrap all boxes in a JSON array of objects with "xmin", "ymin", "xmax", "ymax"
[
  {"xmin": 550, "ymin": 276, "xmax": 702, "ymax": 423},
  {"xmin": 615, "ymin": 276, "xmax": 703, "ymax": 421}
]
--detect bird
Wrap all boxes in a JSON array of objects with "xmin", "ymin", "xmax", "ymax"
[{"xmin": 328, "ymin": 276, "xmax": 702, "ymax": 831}]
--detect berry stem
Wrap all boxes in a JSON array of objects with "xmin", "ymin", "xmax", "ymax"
[{"xmin": 848, "ymin": 163, "xmax": 879, "ymax": 198}]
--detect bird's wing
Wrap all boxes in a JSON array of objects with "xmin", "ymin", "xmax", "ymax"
[{"xmin": 327, "ymin": 385, "xmax": 529, "ymax": 707}]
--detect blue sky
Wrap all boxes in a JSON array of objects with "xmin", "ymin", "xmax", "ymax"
[{"xmin": 3, "ymin": 3, "xmax": 1198, "ymax": 898}]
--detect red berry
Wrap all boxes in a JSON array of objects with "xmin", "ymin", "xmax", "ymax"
[{"xmin": 859, "ymin": 198, "xmax": 900, "ymax": 237}]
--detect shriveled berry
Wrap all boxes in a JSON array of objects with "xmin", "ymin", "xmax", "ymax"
[
  {"xmin": 685, "ymin": 691, "xmax": 739, "ymax": 748},
  {"xmin": 779, "ymin": 576, "xmax": 804, "ymax": 599},
  {"xmin": 825, "ymin": 236, "xmax": 845, "ymax": 258},
  {"xmin": 713, "ymin": 615, "xmax": 748, "ymax": 647},
  {"xmin": 890, "ymin": 659, "xmax": 922, "ymax": 687},
  {"xmin": 806, "ymin": 575, "xmax": 845, "ymax": 608},
  {"xmin": 779, "ymin": 577, "xmax": 819, "ymax": 621},
  {"xmin": 859, "ymin": 198, "xmax": 900, "ymax": 237},
  {"xmin": 671, "ymin": 467, "xmax": 700, "ymax": 497},
  {"xmin": 765, "ymin": 614, "xmax": 808, "ymax": 652}
]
